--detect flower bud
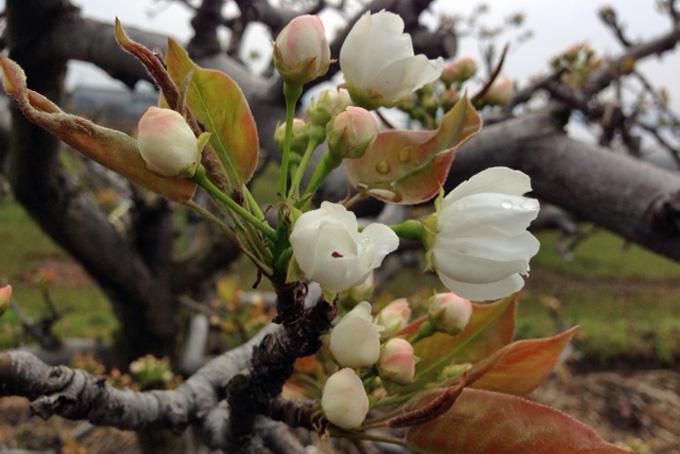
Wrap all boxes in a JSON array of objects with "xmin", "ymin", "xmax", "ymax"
[
  {"xmin": 329, "ymin": 301, "xmax": 381, "ymax": 368},
  {"xmin": 439, "ymin": 86, "xmax": 458, "ymax": 111},
  {"xmin": 137, "ymin": 107, "xmax": 199, "ymax": 177},
  {"xmin": 428, "ymin": 292, "xmax": 472, "ymax": 335},
  {"xmin": 273, "ymin": 15, "xmax": 331, "ymax": 85},
  {"xmin": 375, "ymin": 298, "xmax": 411, "ymax": 340},
  {"xmin": 440, "ymin": 57, "xmax": 477, "ymax": 86},
  {"xmin": 0, "ymin": 285, "xmax": 12, "ymax": 315},
  {"xmin": 378, "ymin": 338, "xmax": 416, "ymax": 384},
  {"xmin": 483, "ymin": 75, "xmax": 514, "ymax": 106},
  {"xmin": 306, "ymin": 88, "xmax": 352, "ymax": 126},
  {"xmin": 326, "ymin": 106, "xmax": 378, "ymax": 160},
  {"xmin": 274, "ymin": 118, "xmax": 308, "ymax": 154},
  {"xmin": 343, "ymin": 272, "xmax": 375, "ymax": 304},
  {"xmin": 321, "ymin": 368, "xmax": 369, "ymax": 429}
]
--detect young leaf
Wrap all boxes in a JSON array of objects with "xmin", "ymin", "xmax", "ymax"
[
  {"xmin": 409, "ymin": 294, "xmax": 516, "ymax": 389},
  {"xmin": 0, "ymin": 55, "xmax": 195, "ymax": 202},
  {"xmin": 405, "ymin": 388, "xmax": 633, "ymax": 454},
  {"xmin": 165, "ymin": 39, "xmax": 259, "ymax": 190},
  {"xmin": 469, "ymin": 326, "xmax": 578, "ymax": 396},
  {"xmin": 344, "ymin": 96, "xmax": 481, "ymax": 204}
]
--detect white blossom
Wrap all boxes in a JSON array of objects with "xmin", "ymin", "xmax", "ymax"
[
  {"xmin": 432, "ymin": 167, "xmax": 540, "ymax": 301},
  {"xmin": 290, "ymin": 202, "xmax": 398, "ymax": 293},
  {"xmin": 329, "ymin": 302, "xmax": 381, "ymax": 368},
  {"xmin": 321, "ymin": 368, "xmax": 369, "ymax": 429},
  {"xmin": 339, "ymin": 10, "xmax": 444, "ymax": 109}
]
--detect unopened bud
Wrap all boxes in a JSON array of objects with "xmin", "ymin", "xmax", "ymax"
[
  {"xmin": 326, "ymin": 106, "xmax": 378, "ymax": 159},
  {"xmin": 439, "ymin": 86, "xmax": 459, "ymax": 111},
  {"xmin": 274, "ymin": 118, "xmax": 308, "ymax": 154},
  {"xmin": 428, "ymin": 292, "xmax": 472, "ymax": 335},
  {"xmin": 137, "ymin": 107, "xmax": 199, "ymax": 177},
  {"xmin": 306, "ymin": 88, "xmax": 352, "ymax": 126},
  {"xmin": 329, "ymin": 301, "xmax": 381, "ymax": 368},
  {"xmin": 483, "ymin": 76, "xmax": 514, "ymax": 106},
  {"xmin": 321, "ymin": 368, "xmax": 369, "ymax": 429},
  {"xmin": 378, "ymin": 338, "xmax": 416, "ymax": 384},
  {"xmin": 375, "ymin": 298, "xmax": 411, "ymax": 340},
  {"xmin": 440, "ymin": 57, "xmax": 477, "ymax": 85},
  {"xmin": 0, "ymin": 285, "xmax": 12, "ymax": 315},
  {"xmin": 273, "ymin": 15, "xmax": 331, "ymax": 85}
]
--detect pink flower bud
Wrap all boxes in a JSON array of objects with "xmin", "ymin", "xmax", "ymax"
[
  {"xmin": 273, "ymin": 15, "xmax": 331, "ymax": 85},
  {"xmin": 326, "ymin": 106, "xmax": 378, "ymax": 159},
  {"xmin": 329, "ymin": 302, "xmax": 381, "ymax": 367},
  {"xmin": 375, "ymin": 298, "xmax": 411, "ymax": 340},
  {"xmin": 306, "ymin": 88, "xmax": 353, "ymax": 126},
  {"xmin": 428, "ymin": 292, "xmax": 472, "ymax": 335},
  {"xmin": 0, "ymin": 285, "xmax": 12, "ymax": 314},
  {"xmin": 137, "ymin": 107, "xmax": 199, "ymax": 177},
  {"xmin": 483, "ymin": 75, "xmax": 514, "ymax": 106},
  {"xmin": 439, "ymin": 86, "xmax": 459, "ymax": 110},
  {"xmin": 378, "ymin": 338, "xmax": 416, "ymax": 384},
  {"xmin": 440, "ymin": 57, "xmax": 477, "ymax": 85},
  {"xmin": 321, "ymin": 368, "xmax": 369, "ymax": 429}
]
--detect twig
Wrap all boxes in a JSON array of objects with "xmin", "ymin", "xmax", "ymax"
[{"xmin": 472, "ymin": 42, "xmax": 509, "ymax": 104}]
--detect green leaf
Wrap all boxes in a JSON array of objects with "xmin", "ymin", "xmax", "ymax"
[
  {"xmin": 408, "ymin": 294, "xmax": 516, "ymax": 389},
  {"xmin": 165, "ymin": 39, "xmax": 259, "ymax": 190},
  {"xmin": 469, "ymin": 326, "xmax": 578, "ymax": 396},
  {"xmin": 405, "ymin": 388, "xmax": 633, "ymax": 454},
  {"xmin": 344, "ymin": 96, "xmax": 481, "ymax": 204},
  {"xmin": 0, "ymin": 55, "xmax": 195, "ymax": 202}
]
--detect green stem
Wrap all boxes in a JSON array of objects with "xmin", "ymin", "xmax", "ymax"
[
  {"xmin": 390, "ymin": 219, "xmax": 424, "ymax": 241},
  {"xmin": 289, "ymin": 137, "xmax": 319, "ymax": 199},
  {"xmin": 371, "ymin": 391, "xmax": 417, "ymax": 409},
  {"xmin": 243, "ymin": 185, "xmax": 265, "ymax": 221},
  {"xmin": 408, "ymin": 319, "xmax": 436, "ymax": 344},
  {"xmin": 193, "ymin": 167, "xmax": 276, "ymax": 240},
  {"xmin": 303, "ymin": 150, "xmax": 342, "ymax": 197},
  {"xmin": 278, "ymin": 82, "xmax": 302, "ymax": 198}
]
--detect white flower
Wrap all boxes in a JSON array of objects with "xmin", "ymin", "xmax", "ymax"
[
  {"xmin": 339, "ymin": 10, "xmax": 444, "ymax": 109},
  {"xmin": 432, "ymin": 167, "xmax": 540, "ymax": 301},
  {"xmin": 329, "ymin": 302, "xmax": 381, "ymax": 368},
  {"xmin": 321, "ymin": 368, "xmax": 369, "ymax": 429},
  {"xmin": 137, "ymin": 107, "xmax": 199, "ymax": 177},
  {"xmin": 290, "ymin": 202, "xmax": 399, "ymax": 293},
  {"xmin": 273, "ymin": 15, "xmax": 331, "ymax": 85}
]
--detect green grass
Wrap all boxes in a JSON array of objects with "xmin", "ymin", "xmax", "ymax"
[
  {"xmin": 0, "ymin": 197, "xmax": 113, "ymax": 348},
  {"xmin": 2, "ymin": 190, "xmax": 679, "ymax": 364}
]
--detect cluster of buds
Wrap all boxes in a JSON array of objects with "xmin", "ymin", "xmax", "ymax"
[{"xmin": 440, "ymin": 57, "xmax": 478, "ymax": 86}]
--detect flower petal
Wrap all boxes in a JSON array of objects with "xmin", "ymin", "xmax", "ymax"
[
  {"xmin": 443, "ymin": 167, "xmax": 532, "ymax": 208},
  {"xmin": 361, "ymin": 223, "xmax": 400, "ymax": 268},
  {"xmin": 438, "ymin": 272, "xmax": 525, "ymax": 301},
  {"xmin": 433, "ymin": 249, "xmax": 528, "ymax": 284},
  {"xmin": 366, "ymin": 54, "xmax": 444, "ymax": 101},
  {"xmin": 435, "ymin": 228, "xmax": 540, "ymax": 263},
  {"xmin": 339, "ymin": 11, "xmax": 414, "ymax": 87}
]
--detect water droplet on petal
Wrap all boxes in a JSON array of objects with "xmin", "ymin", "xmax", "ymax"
[{"xmin": 376, "ymin": 160, "xmax": 391, "ymax": 174}]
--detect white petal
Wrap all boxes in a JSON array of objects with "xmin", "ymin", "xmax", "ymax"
[
  {"xmin": 438, "ymin": 272, "xmax": 525, "ymax": 301},
  {"xmin": 361, "ymin": 223, "xmax": 399, "ymax": 268},
  {"xmin": 435, "ymin": 228, "xmax": 540, "ymax": 262},
  {"xmin": 320, "ymin": 201, "xmax": 359, "ymax": 231},
  {"xmin": 433, "ymin": 249, "xmax": 528, "ymax": 284},
  {"xmin": 439, "ymin": 193, "xmax": 539, "ymax": 237},
  {"xmin": 339, "ymin": 11, "xmax": 413, "ymax": 87},
  {"xmin": 365, "ymin": 54, "xmax": 444, "ymax": 102},
  {"xmin": 443, "ymin": 167, "xmax": 532, "ymax": 207}
]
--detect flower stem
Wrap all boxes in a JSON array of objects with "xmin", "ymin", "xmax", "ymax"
[
  {"xmin": 279, "ymin": 82, "xmax": 303, "ymax": 198},
  {"xmin": 243, "ymin": 185, "xmax": 265, "ymax": 221},
  {"xmin": 193, "ymin": 166, "xmax": 277, "ymax": 240},
  {"xmin": 289, "ymin": 137, "xmax": 319, "ymax": 200},
  {"xmin": 408, "ymin": 319, "xmax": 435, "ymax": 344},
  {"xmin": 390, "ymin": 219, "xmax": 424, "ymax": 241},
  {"xmin": 303, "ymin": 149, "xmax": 342, "ymax": 197}
]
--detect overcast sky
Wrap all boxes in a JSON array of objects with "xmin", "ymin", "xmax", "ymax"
[{"xmin": 2, "ymin": 0, "xmax": 678, "ymax": 113}]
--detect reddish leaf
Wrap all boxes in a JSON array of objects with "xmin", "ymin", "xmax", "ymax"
[
  {"xmin": 405, "ymin": 388, "xmax": 633, "ymax": 454},
  {"xmin": 0, "ymin": 55, "xmax": 195, "ymax": 202},
  {"xmin": 469, "ymin": 326, "xmax": 578, "ymax": 396},
  {"xmin": 345, "ymin": 96, "xmax": 481, "ymax": 204},
  {"xmin": 410, "ymin": 295, "xmax": 516, "ymax": 388},
  {"xmin": 165, "ymin": 39, "xmax": 259, "ymax": 189}
]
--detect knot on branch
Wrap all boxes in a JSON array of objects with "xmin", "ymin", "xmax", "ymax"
[{"xmin": 650, "ymin": 190, "xmax": 680, "ymax": 235}]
